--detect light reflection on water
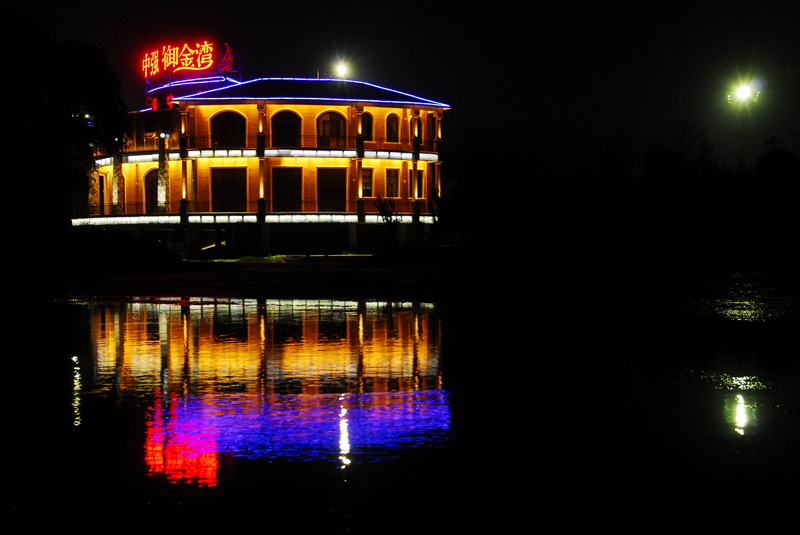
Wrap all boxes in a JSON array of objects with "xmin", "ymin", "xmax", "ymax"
[
  {"xmin": 74, "ymin": 298, "xmax": 449, "ymax": 486},
  {"xmin": 663, "ymin": 272, "xmax": 799, "ymax": 322},
  {"xmin": 679, "ymin": 371, "xmax": 766, "ymax": 434},
  {"xmin": 732, "ymin": 394, "xmax": 750, "ymax": 435},
  {"xmin": 659, "ymin": 364, "xmax": 794, "ymax": 442},
  {"xmin": 45, "ymin": 279, "xmax": 796, "ymax": 525}
]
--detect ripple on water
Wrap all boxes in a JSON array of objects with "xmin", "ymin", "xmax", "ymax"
[{"xmin": 655, "ymin": 272, "xmax": 799, "ymax": 322}]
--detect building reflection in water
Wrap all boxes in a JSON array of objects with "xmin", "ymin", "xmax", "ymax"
[{"xmin": 84, "ymin": 298, "xmax": 449, "ymax": 486}]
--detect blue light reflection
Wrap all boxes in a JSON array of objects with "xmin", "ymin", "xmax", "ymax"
[{"xmin": 147, "ymin": 389, "xmax": 451, "ymax": 465}]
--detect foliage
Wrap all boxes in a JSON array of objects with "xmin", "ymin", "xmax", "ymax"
[
  {"xmin": 667, "ymin": 112, "xmax": 713, "ymax": 167},
  {"xmin": 373, "ymin": 195, "xmax": 397, "ymax": 224},
  {"xmin": 3, "ymin": 11, "xmax": 128, "ymax": 248}
]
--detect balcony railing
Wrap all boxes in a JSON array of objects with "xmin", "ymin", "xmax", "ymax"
[{"xmin": 127, "ymin": 134, "xmax": 439, "ymax": 153}]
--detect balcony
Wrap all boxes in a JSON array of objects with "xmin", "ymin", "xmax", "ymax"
[{"xmin": 124, "ymin": 134, "xmax": 440, "ymax": 156}]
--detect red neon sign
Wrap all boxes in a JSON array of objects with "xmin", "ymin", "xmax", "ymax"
[{"xmin": 143, "ymin": 40, "xmax": 215, "ymax": 78}]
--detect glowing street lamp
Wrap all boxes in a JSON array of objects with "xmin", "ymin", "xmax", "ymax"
[
  {"xmin": 727, "ymin": 81, "xmax": 760, "ymax": 104},
  {"xmin": 335, "ymin": 63, "xmax": 348, "ymax": 78}
]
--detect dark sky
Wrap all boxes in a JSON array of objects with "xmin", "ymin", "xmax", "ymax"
[{"xmin": 8, "ymin": 0, "xmax": 800, "ymax": 164}]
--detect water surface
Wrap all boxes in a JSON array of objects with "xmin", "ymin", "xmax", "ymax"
[{"xmin": 10, "ymin": 275, "xmax": 799, "ymax": 527}]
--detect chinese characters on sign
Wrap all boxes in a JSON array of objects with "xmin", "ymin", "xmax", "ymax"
[{"xmin": 142, "ymin": 41, "xmax": 215, "ymax": 78}]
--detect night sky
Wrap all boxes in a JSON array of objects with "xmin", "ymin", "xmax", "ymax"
[{"xmin": 8, "ymin": 1, "xmax": 800, "ymax": 165}]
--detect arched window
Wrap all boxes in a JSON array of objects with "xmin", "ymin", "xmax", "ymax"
[
  {"xmin": 272, "ymin": 110, "xmax": 301, "ymax": 148},
  {"xmin": 361, "ymin": 113, "xmax": 373, "ymax": 141},
  {"xmin": 211, "ymin": 111, "xmax": 246, "ymax": 147},
  {"xmin": 317, "ymin": 112, "xmax": 346, "ymax": 148},
  {"xmin": 145, "ymin": 168, "xmax": 160, "ymax": 214},
  {"xmin": 386, "ymin": 114, "xmax": 399, "ymax": 143}
]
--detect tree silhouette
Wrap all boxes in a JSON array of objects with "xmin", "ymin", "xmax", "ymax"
[{"xmin": 3, "ymin": 11, "xmax": 128, "ymax": 254}]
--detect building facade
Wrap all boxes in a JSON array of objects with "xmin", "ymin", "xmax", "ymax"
[{"xmin": 73, "ymin": 76, "xmax": 448, "ymax": 256}]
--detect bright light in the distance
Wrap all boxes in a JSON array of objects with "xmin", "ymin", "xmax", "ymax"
[
  {"xmin": 727, "ymin": 76, "xmax": 764, "ymax": 104},
  {"xmin": 735, "ymin": 85, "xmax": 752, "ymax": 100}
]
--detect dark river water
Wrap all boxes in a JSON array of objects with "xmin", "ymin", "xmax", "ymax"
[{"xmin": 10, "ymin": 272, "xmax": 799, "ymax": 529}]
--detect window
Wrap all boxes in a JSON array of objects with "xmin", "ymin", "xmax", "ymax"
[
  {"xmin": 426, "ymin": 112, "xmax": 436, "ymax": 150},
  {"xmin": 97, "ymin": 174, "xmax": 106, "ymax": 215},
  {"xmin": 272, "ymin": 168, "xmax": 302, "ymax": 212},
  {"xmin": 145, "ymin": 168, "xmax": 160, "ymax": 213},
  {"xmin": 361, "ymin": 169, "xmax": 373, "ymax": 197},
  {"xmin": 212, "ymin": 168, "xmax": 247, "ymax": 212},
  {"xmin": 386, "ymin": 114, "xmax": 399, "ymax": 143},
  {"xmin": 409, "ymin": 169, "xmax": 423, "ymax": 199},
  {"xmin": 361, "ymin": 113, "xmax": 373, "ymax": 141},
  {"xmin": 211, "ymin": 111, "xmax": 246, "ymax": 147},
  {"xmin": 428, "ymin": 163, "xmax": 438, "ymax": 196},
  {"xmin": 272, "ymin": 110, "xmax": 301, "ymax": 147},
  {"xmin": 410, "ymin": 116, "xmax": 421, "ymax": 139},
  {"xmin": 317, "ymin": 168, "xmax": 347, "ymax": 212},
  {"xmin": 386, "ymin": 169, "xmax": 399, "ymax": 197},
  {"xmin": 317, "ymin": 112, "xmax": 346, "ymax": 148}
]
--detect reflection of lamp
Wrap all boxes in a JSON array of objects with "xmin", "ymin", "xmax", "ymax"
[
  {"xmin": 72, "ymin": 356, "xmax": 81, "ymax": 427},
  {"xmin": 735, "ymin": 394, "xmax": 747, "ymax": 434},
  {"xmin": 339, "ymin": 398, "xmax": 351, "ymax": 468}
]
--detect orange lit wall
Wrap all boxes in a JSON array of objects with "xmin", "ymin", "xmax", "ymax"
[{"xmin": 89, "ymin": 96, "xmax": 444, "ymax": 214}]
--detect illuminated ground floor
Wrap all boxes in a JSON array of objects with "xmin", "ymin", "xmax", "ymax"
[
  {"xmin": 86, "ymin": 151, "xmax": 439, "ymax": 218},
  {"xmin": 76, "ymin": 151, "xmax": 440, "ymax": 257}
]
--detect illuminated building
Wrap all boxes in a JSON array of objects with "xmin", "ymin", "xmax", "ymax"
[{"xmin": 72, "ymin": 42, "xmax": 449, "ymax": 256}]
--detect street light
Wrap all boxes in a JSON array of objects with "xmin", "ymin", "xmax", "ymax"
[{"xmin": 727, "ymin": 78, "xmax": 762, "ymax": 104}]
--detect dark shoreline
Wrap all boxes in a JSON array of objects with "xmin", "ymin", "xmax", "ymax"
[
  {"xmin": 59, "ymin": 253, "xmax": 485, "ymax": 302},
  {"xmin": 36, "ymin": 236, "xmax": 798, "ymax": 326}
]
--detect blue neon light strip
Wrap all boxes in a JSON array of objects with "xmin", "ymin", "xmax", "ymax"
[
  {"xmin": 147, "ymin": 76, "xmax": 241, "ymax": 94},
  {"xmin": 164, "ymin": 77, "xmax": 448, "ymax": 107}
]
